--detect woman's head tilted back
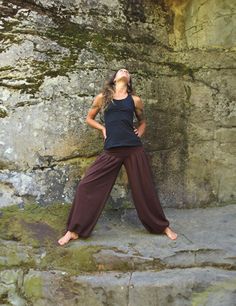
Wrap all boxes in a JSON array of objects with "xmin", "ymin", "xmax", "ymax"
[{"xmin": 101, "ymin": 68, "xmax": 134, "ymax": 111}]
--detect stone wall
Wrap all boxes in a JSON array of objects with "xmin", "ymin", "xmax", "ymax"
[
  {"xmin": 0, "ymin": 0, "xmax": 235, "ymax": 208},
  {"xmin": 166, "ymin": 0, "xmax": 236, "ymax": 206}
]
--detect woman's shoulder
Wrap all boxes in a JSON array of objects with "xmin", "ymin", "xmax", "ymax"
[
  {"xmin": 95, "ymin": 92, "xmax": 104, "ymax": 100},
  {"xmin": 92, "ymin": 92, "xmax": 104, "ymax": 107},
  {"xmin": 131, "ymin": 95, "xmax": 143, "ymax": 107}
]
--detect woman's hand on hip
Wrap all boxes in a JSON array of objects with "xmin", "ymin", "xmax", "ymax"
[
  {"xmin": 101, "ymin": 127, "xmax": 107, "ymax": 140},
  {"xmin": 133, "ymin": 126, "xmax": 141, "ymax": 137}
]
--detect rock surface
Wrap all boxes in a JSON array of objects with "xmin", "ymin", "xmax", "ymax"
[
  {"xmin": 1, "ymin": 1, "xmax": 235, "ymax": 305},
  {"xmin": 0, "ymin": 203, "xmax": 236, "ymax": 305},
  {"xmin": 0, "ymin": 0, "xmax": 235, "ymax": 208}
]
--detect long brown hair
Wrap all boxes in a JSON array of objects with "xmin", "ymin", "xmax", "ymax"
[{"xmin": 100, "ymin": 69, "xmax": 135, "ymax": 112}]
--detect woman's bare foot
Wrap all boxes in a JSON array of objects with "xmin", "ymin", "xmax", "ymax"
[
  {"xmin": 58, "ymin": 231, "xmax": 79, "ymax": 246},
  {"xmin": 163, "ymin": 227, "xmax": 178, "ymax": 240}
]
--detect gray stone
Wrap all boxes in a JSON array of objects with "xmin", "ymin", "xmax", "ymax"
[
  {"xmin": 0, "ymin": 269, "xmax": 26, "ymax": 306},
  {"xmin": 184, "ymin": 0, "xmax": 236, "ymax": 50},
  {"xmin": 15, "ymin": 267, "xmax": 236, "ymax": 306},
  {"xmin": 0, "ymin": 204, "xmax": 235, "ymax": 305},
  {"xmin": 87, "ymin": 204, "xmax": 236, "ymax": 271},
  {"xmin": 0, "ymin": 240, "xmax": 36, "ymax": 266},
  {"xmin": 72, "ymin": 268, "xmax": 236, "ymax": 306},
  {"xmin": 0, "ymin": 0, "xmax": 235, "ymax": 209}
]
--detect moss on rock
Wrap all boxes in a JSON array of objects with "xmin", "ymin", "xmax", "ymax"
[
  {"xmin": 191, "ymin": 279, "xmax": 236, "ymax": 306},
  {"xmin": 0, "ymin": 203, "xmax": 70, "ymax": 247},
  {"xmin": 40, "ymin": 245, "xmax": 104, "ymax": 275},
  {"xmin": 0, "ymin": 204, "xmax": 109, "ymax": 274},
  {"xmin": 23, "ymin": 271, "xmax": 43, "ymax": 299}
]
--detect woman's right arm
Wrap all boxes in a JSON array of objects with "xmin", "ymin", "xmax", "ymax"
[{"xmin": 85, "ymin": 93, "xmax": 107, "ymax": 139}]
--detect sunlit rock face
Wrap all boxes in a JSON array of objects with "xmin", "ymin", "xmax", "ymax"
[
  {"xmin": 0, "ymin": 2, "xmax": 236, "ymax": 303},
  {"xmin": 0, "ymin": 0, "xmax": 235, "ymax": 208},
  {"xmin": 165, "ymin": 0, "xmax": 236, "ymax": 207}
]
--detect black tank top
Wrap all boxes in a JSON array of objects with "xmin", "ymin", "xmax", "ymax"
[{"xmin": 103, "ymin": 94, "xmax": 143, "ymax": 150}]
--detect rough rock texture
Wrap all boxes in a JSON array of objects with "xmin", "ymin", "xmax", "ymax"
[
  {"xmin": 0, "ymin": 0, "xmax": 236, "ymax": 209},
  {"xmin": 0, "ymin": 203, "xmax": 236, "ymax": 305},
  {"xmin": 1, "ymin": 2, "xmax": 235, "ymax": 304}
]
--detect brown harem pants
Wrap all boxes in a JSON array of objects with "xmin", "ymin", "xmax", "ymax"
[{"xmin": 66, "ymin": 146, "xmax": 170, "ymax": 238}]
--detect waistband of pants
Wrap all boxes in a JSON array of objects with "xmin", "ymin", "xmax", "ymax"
[{"xmin": 104, "ymin": 145, "xmax": 144, "ymax": 154}]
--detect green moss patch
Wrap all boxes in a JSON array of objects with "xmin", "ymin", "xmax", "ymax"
[
  {"xmin": 0, "ymin": 204, "xmax": 117, "ymax": 274},
  {"xmin": 40, "ymin": 245, "xmax": 103, "ymax": 275},
  {"xmin": 192, "ymin": 279, "xmax": 236, "ymax": 306},
  {"xmin": 23, "ymin": 272, "xmax": 43, "ymax": 299},
  {"xmin": 0, "ymin": 203, "xmax": 70, "ymax": 247}
]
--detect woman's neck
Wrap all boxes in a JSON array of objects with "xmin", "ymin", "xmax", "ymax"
[{"xmin": 114, "ymin": 81, "xmax": 128, "ymax": 98}]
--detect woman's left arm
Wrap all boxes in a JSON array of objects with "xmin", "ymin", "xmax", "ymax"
[{"xmin": 132, "ymin": 95, "xmax": 146, "ymax": 137}]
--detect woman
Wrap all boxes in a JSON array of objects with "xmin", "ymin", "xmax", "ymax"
[{"xmin": 58, "ymin": 68, "xmax": 177, "ymax": 245}]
